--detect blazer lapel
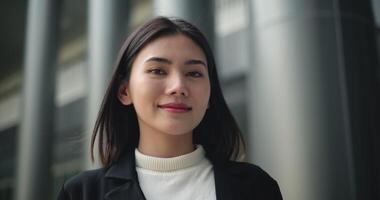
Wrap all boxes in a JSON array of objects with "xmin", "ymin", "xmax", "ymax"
[
  {"xmin": 213, "ymin": 162, "xmax": 237, "ymax": 200},
  {"xmin": 104, "ymin": 181, "xmax": 145, "ymax": 200},
  {"xmin": 104, "ymin": 151, "xmax": 146, "ymax": 200},
  {"xmin": 214, "ymin": 163, "xmax": 252, "ymax": 200}
]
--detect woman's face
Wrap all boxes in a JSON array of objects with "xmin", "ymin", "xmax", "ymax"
[{"xmin": 119, "ymin": 34, "xmax": 210, "ymax": 136}]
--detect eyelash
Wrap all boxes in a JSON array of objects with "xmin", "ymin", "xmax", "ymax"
[
  {"xmin": 147, "ymin": 68, "xmax": 167, "ymax": 75},
  {"xmin": 147, "ymin": 68, "xmax": 204, "ymax": 78},
  {"xmin": 186, "ymin": 71, "xmax": 203, "ymax": 77}
]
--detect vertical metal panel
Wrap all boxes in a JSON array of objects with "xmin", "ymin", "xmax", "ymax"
[
  {"xmin": 337, "ymin": 0, "xmax": 380, "ymax": 199},
  {"xmin": 153, "ymin": 0, "xmax": 215, "ymax": 49},
  {"xmin": 246, "ymin": 0, "xmax": 372, "ymax": 199},
  {"xmin": 85, "ymin": 0, "xmax": 131, "ymax": 169},
  {"xmin": 15, "ymin": 0, "xmax": 61, "ymax": 199}
]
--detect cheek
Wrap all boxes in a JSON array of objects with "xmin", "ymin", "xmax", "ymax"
[
  {"xmin": 194, "ymin": 84, "xmax": 211, "ymax": 108},
  {"xmin": 130, "ymin": 78, "xmax": 162, "ymax": 105}
]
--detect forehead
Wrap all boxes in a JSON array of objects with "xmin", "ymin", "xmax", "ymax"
[{"xmin": 134, "ymin": 34, "xmax": 207, "ymax": 63}]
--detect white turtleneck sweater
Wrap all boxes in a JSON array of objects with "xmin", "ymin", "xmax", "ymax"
[{"xmin": 135, "ymin": 145, "xmax": 216, "ymax": 200}]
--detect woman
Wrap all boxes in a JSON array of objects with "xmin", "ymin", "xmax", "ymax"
[{"xmin": 58, "ymin": 17, "xmax": 282, "ymax": 200}]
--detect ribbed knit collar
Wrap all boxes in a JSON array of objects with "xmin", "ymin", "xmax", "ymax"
[{"xmin": 135, "ymin": 145, "xmax": 205, "ymax": 172}]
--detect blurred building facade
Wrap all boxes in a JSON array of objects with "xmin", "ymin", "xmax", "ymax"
[{"xmin": 0, "ymin": 0, "xmax": 379, "ymax": 200}]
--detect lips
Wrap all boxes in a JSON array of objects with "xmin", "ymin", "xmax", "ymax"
[{"xmin": 158, "ymin": 103, "xmax": 192, "ymax": 113}]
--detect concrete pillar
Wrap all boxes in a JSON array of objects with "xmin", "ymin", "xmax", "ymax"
[
  {"xmin": 247, "ymin": 0, "xmax": 378, "ymax": 199},
  {"xmin": 15, "ymin": 0, "xmax": 61, "ymax": 200},
  {"xmin": 153, "ymin": 0, "xmax": 215, "ymax": 49},
  {"xmin": 85, "ymin": 0, "xmax": 131, "ymax": 169}
]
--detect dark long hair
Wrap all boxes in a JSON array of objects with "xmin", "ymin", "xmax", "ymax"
[{"xmin": 91, "ymin": 17, "xmax": 245, "ymax": 166}]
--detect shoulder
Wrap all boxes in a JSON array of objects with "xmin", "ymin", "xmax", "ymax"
[
  {"xmin": 224, "ymin": 161, "xmax": 274, "ymax": 180},
  {"xmin": 57, "ymin": 168, "xmax": 107, "ymax": 200},
  {"xmin": 65, "ymin": 168, "xmax": 106, "ymax": 189},
  {"xmin": 214, "ymin": 161, "xmax": 282, "ymax": 199}
]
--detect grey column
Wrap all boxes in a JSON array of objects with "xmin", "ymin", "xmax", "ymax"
[
  {"xmin": 85, "ymin": 0, "xmax": 131, "ymax": 169},
  {"xmin": 247, "ymin": 0, "xmax": 378, "ymax": 199},
  {"xmin": 15, "ymin": 0, "xmax": 61, "ymax": 200},
  {"xmin": 153, "ymin": 0, "xmax": 215, "ymax": 48}
]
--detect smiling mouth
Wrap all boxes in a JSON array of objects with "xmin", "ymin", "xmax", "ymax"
[{"xmin": 158, "ymin": 103, "xmax": 192, "ymax": 113}]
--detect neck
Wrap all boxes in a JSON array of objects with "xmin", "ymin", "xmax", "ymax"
[{"xmin": 138, "ymin": 129, "xmax": 194, "ymax": 158}]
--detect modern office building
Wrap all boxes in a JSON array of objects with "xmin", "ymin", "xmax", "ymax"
[{"xmin": 0, "ymin": 0, "xmax": 379, "ymax": 199}]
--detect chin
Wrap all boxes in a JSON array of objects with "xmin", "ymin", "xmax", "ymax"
[
  {"xmin": 158, "ymin": 124, "xmax": 195, "ymax": 136},
  {"xmin": 162, "ymin": 129, "xmax": 193, "ymax": 136}
]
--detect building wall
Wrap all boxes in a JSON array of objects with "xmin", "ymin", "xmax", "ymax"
[{"xmin": 0, "ymin": 0, "xmax": 379, "ymax": 199}]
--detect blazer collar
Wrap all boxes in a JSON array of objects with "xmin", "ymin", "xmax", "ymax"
[
  {"xmin": 105, "ymin": 150, "xmax": 138, "ymax": 180},
  {"xmin": 104, "ymin": 150, "xmax": 146, "ymax": 200},
  {"xmin": 213, "ymin": 161, "xmax": 238, "ymax": 200},
  {"xmin": 103, "ymin": 150, "xmax": 236, "ymax": 200}
]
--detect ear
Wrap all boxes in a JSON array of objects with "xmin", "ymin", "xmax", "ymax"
[{"xmin": 118, "ymin": 81, "xmax": 132, "ymax": 106}]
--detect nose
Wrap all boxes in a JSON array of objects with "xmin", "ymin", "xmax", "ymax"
[{"xmin": 166, "ymin": 73, "xmax": 188, "ymax": 97}]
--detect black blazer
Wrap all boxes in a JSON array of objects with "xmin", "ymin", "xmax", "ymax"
[{"xmin": 57, "ymin": 151, "xmax": 282, "ymax": 200}]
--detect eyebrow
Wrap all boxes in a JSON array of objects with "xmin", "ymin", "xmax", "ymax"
[
  {"xmin": 185, "ymin": 59, "xmax": 207, "ymax": 67},
  {"xmin": 145, "ymin": 56, "xmax": 207, "ymax": 67}
]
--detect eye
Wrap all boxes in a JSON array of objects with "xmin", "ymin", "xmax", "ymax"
[
  {"xmin": 186, "ymin": 71, "xmax": 204, "ymax": 78},
  {"xmin": 147, "ymin": 68, "xmax": 167, "ymax": 75}
]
